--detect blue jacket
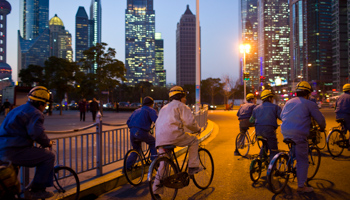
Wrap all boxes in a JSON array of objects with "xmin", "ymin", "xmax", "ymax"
[
  {"xmin": 0, "ymin": 102, "xmax": 51, "ymax": 153},
  {"xmin": 127, "ymin": 105, "xmax": 158, "ymax": 133},
  {"xmin": 335, "ymin": 92, "xmax": 350, "ymax": 118},
  {"xmin": 281, "ymin": 97, "xmax": 326, "ymax": 139},
  {"xmin": 251, "ymin": 101, "xmax": 281, "ymax": 128},
  {"xmin": 237, "ymin": 101, "xmax": 256, "ymax": 120}
]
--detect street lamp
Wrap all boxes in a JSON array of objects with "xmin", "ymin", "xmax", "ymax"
[{"xmin": 240, "ymin": 44, "xmax": 251, "ymax": 103}]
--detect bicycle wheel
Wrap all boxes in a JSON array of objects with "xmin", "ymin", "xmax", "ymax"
[
  {"xmin": 52, "ymin": 166, "xmax": 80, "ymax": 200},
  {"xmin": 316, "ymin": 131, "xmax": 327, "ymax": 150},
  {"xmin": 193, "ymin": 148, "xmax": 214, "ymax": 189},
  {"xmin": 267, "ymin": 154, "xmax": 289, "ymax": 194},
  {"xmin": 250, "ymin": 159, "xmax": 262, "ymax": 183},
  {"xmin": 123, "ymin": 149, "xmax": 145, "ymax": 186},
  {"xmin": 327, "ymin": 130, "xmax": 345, "ymax": 157},
  {"xmin": 307, "ymin": 146, "xmax": 321, "ymax": 180},
  {"xmin": 148, "ymin": 157, "xmax": 178, "ymax": 200},
  {"xmin": 236, "ymin": 133, "xmax": 250, "ymax": 157}
]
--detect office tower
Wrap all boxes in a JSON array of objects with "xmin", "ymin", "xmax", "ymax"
[
  {"xmin": 258, "ymin": 0, "xmax": 290, "ymax": 87},
  {"xmin": 332, "ymin": 0, "xmax": 349, "ymax": 91},
  {"xmin": 125, "ymin": 0, "xmax": 156, "ymax": 85},
  {"xmin": 0, "ymin": 0, "xmax": 13, "ymax": 90},
  {"xmin": 49, "ymin": 14, "xmax": 73, "ymax": 62},
  {"xmin": 290, "ymin": 0, "xmax": 333, "ymax": 91},
  {"xmin": 90, "ymin": 0, "xmax": 101, "ymax": 46},
  {"xmin": 155, "ymin": 33, "xmax": 166, "ymax": 87},
  {"xmin": 76, "ymin": 6, "xmax": 89, "ymax": 62},
  {"xmin": 18, "ymin": 0, "xmax": 50, "ymax": 75},
  {"xmin": 240, "ymin": 0, "xmax": 259, "ymax": 90},
  {"xmin": 176, "ymin": 5, "xmax": 197, "ymax": 86}
]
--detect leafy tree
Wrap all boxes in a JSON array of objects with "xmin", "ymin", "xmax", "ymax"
[
  {"xmin": 18, "ymin": 65, "xmax": 45, "ymax": 86},
  {"xmin": 221, "ymin": 75, "xmax": 236, "ymax": 105},
  {"xmin": 201, "ymin": 78, "xmax": 222, "ymax": 105}
]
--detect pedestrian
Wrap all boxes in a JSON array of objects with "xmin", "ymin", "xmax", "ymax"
[
  {"xmin": 334, "ymin": 83, "xmax": 350, "ymax": 150},
  {"xmin": 3, "ymin": 99, "xmax": 11, "ymax": 117},
  {"xmin": 90, "ymin": 98, "xmax": 99, "ymax": 122},
  {"xmin": 78, "ymin": 98, "xmax": 87, "ymax": 121},
  {"xmin": 116, "ymin": 102, "xmax": 119, "ymax": 113}
]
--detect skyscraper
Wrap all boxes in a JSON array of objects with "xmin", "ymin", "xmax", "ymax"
[
  {"xmin": 176, "ymin": 5, "xmax": 196, "ymax": 86},
  {"xmin": 49, "ymin": 14, "xmax": 73, "ymax": 62},
  {"xmin": 240, "ymin": 0, "xmax": 259, "ymax": 90},
  {"xmin": 258, "ymin": 0, "xmax": 290, "ymax": 87},
  {"xmin": 75, "ymin": 6, "xmax": 89, "ymax": 62},
  {"xmin": 125, "ymin": 0, "xmax": 156, "ymax": 85},
  {"xmin": 90, "ymin": 0, "xmax": 102, "ymax": 46},
  {"xmin": 155, "ymin": 33, "xmax": 166, "ymax": 87}
]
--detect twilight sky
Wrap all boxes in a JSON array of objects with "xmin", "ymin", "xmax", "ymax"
[{"xmin": 6, "ymin": 0, "xmax": 240, "ymax": 84}]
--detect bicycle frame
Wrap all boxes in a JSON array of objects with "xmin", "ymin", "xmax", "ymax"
[{"xmin": 166, "ymin": 147, "xmax": 190, "ymax": 173}]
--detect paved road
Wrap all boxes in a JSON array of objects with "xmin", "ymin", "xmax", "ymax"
[{"xmin": 95, "ymin": 108, "xmax": 350, "ymax": 200}]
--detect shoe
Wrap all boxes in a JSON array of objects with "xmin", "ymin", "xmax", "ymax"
[
  {"xmin": 189, "ymin": 167, "xmax": 203, "ymax": 175},
  {"xmin": 234, "ymin": 149, "xmax": 240, "ymax": 156},
  {"xmin": 29, "ymin": 190, "xmax": 54, "ymax": 199},
  {"xmin": 297, "ymin": 186, "xmax": 314, "ymax": 193}
]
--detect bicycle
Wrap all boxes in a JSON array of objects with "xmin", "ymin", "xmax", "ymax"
[
  {"xmin": 0, "ymin": 144, "xmax": 80, "ymax": 200},
  {"xmin": 327, "ymin": 118, "xmax": 349, "ymax": 157},
  {"xmin": 148, "ymin": 139, "xmax": 214, "ymax": 200},
  {"xmin": 266, "ymin": 138, "xmax": 321, "ymax": 194},
  {"xmin": 310, "ymin": 118, "xmax": 327, "ymax": 150},
  {"xmin": 236, "ymin": 129, "xmax": 261, "ymax": 157},
  {"xmin": 249, "ymin": 136, "xmax": 270, "ymax": 182}
]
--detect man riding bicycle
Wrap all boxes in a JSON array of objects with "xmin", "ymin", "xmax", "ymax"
[
  {"xmin": 0, "ymin": 86, "xmax": 55, "ymax": 199},
  {"xmin": 335, "ymin": 83, "xmax": 350, "ymax": 150},
  {"xmin": 280, "ymin": 81, "xmax": 326, "ymax": 193}
]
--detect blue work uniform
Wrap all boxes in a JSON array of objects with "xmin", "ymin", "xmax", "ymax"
[
  {"xmin": 0, "ymin": 102, "xmax": 55, "ymax": 190},
  {"xmin": 335, "ymin": 92, "xmax": 350, "ymax": 135},
  {"xmin": 280, "ymin": 97, "xmax": 326, "ymax": 188},
  {"xmin": 251, "ymin": 101, "xmax": 281, "ymax": 159},
  {"xmin": 237, "ymin": 101, "xmax": 256, "ymax": 134},
  {"xmin": 126, "ymin": 105, "xmax": 158, "ymax": 168}
]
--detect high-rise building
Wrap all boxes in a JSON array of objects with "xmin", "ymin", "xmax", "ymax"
[
  {"xmin": 75, "ymin": 6, "xmax": 89, "ymax": 62},
  {"xmin": 90, "ymin": 0, "xmax": 101, "ymax": 46},
  {"xmin": 332, "ymin": 0, "xmax": 349, "ymax": 91},
  {"xmin": 176, "ymin": 5, "xmax": 197, "ymax": 86},
  {"xmin": 18, "ymin": 0, "xmax": 50, "ymax": 75},
  {"xmin": 240, "ymin": 0, "xmax": 259, "ymax": 90},
  {"xmin": 49, "ymin": 14, "xmax": 73, "ymax": 62},
  {"xmin": 258, "ymin": 0, "xmax": 290, "ymax": 88},
  {"xmin": 125, "ymin": 0, "xmax": 156, "ymax": 85},
  {"xmin": 155, "ymin": 33, "xmax": 166, "ymax": 87}
]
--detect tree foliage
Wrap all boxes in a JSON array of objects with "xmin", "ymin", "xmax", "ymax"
[{"xmin": 18, "ymin": 64, "xmax": 45, "ymax": 86}]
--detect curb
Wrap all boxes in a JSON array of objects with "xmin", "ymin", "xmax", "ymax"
[{"xmin": 61, "ymin": 120, "xmax": 216, "ymax": 200}]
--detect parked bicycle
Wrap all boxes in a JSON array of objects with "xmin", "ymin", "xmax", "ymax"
[
  {"xmin": 0, "ymin": 144, "xmax": 80, "ymax": 200},
  {"xmin": 327, "ymin": 118, "xmax": 349, "ymax": 157},
  {"xmin": 250, "ymin": 136, "xmax": 270, "ymax": 182},
  {"xmin": 236, "ymin": 129, "xmax": 261, "ymax": 157},
  {"xmin": 148, "ymin": 138, "xmax": 214, "ymax": 200},
  {"xmin": 266, "ymin": 138, "xmax": 321, "ymax": 194}
]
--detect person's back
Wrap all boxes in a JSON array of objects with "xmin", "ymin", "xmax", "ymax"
[{"xmin": 334, "ymin": 83, "xmax": 350, "ymax": 149}]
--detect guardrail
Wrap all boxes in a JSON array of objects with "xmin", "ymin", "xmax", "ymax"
[{"xmin": 21, "ymin": 106, "xmax": 209, "ymax": 188}]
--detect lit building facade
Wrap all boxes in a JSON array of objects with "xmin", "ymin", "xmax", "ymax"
[
  {"xmin": 75, "ymin": 6, "xmax": 89, "ymax": 62},
  {"xmin": 155, "ymin": 33, "xmax": 166, "ymax": 87},
  {"xmin": 258, "ymin": 0, "xmax": 290, "ymax": 87},
  {"xmin": 125, "ymin": 0, "xmax": 156, "ymax": 85},
  {"xmin": 176, "ymin": 5, "xmax": 196, "ymax": 86},
  {"xmin": 90, "ymin": 0, "xmax": 102, "ymax": 46},
  {"xmin": 240, "ymin": 0, "xmax": 260, "ymax": 90}
]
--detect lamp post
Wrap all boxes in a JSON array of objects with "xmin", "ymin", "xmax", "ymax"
[{"xmin": 240, "ymin": 44, "xmax": 251, "ymax": 103}]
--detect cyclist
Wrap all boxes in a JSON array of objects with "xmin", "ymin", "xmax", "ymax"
[
  {"xmin": 235, "ymin": 93, "xmax": 257, "ymax": 155},
  {"xmin": 126, "ymin": 96, "xmax": 158, "ymax": 170},
  {"xmin": 249, "ymin": 90, "xmax": 281, "ymax": 160},
  {"xmin": 280, "ymin": 81, "xmax": 326, "ymax": 193},
  {"xmin": 335, "ymin": 83, "xmax": 350, "ymax": 150},
  {"xmin": 0, "ymin": 86, "xmax": 55, "ymax": 199},
  {"xmin": 152, "ymin": 86, "xmax": 201, "ymax": 196}
]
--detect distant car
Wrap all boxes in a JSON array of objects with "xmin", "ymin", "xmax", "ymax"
[
  {"xmin": 103, "ymin": 103, "xmax": 114, "ymax": 108},
  {"xmin": 119, "ymin": 102, "xmax": 130, "ymax": 107},
  {"xmin": 68, "ymin": 102, "xmax": 78, "ymax": 110},
  {"xmin": 130, "ymin": 102, "xmax": 142, "ymax": 108},
  {"xmin": 202, "ymin": 103, "xmax": 216, "ymax": 110}
]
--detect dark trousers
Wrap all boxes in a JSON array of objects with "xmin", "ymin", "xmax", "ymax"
[
  {"xmin": 256, "ymin": 125, "xmax": 278, "ymax": 160},
  {"xmin": 91, "ymin": 111, "xmax": 97, "ymax": 121},
  {"xmin": 80, "ymin": 111, "xmax": 85, "ymax": 121}
]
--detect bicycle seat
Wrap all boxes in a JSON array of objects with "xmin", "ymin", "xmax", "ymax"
[
  {"xmin": 162, "ymin": 145, "xmax": 176, "ymax": 150},
  {"xmin": 283, "ymin": 139, "xmax": 296, "ymax": 145},
  {"xmin": 256, "ymin": 136, "xmax": 268, "ymax": 142},
  {"xmin": 336, "ymin": 118, "xmax": 345, "ymax": 124}
]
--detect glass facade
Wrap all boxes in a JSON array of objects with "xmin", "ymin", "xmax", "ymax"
[
  {"xmin": 75, "ymin": 6, "xmax": 89, "ymax": 62},
  {"xmin": 155, "ymin": 33, "xmax": 166, "ymax": 87},
  {"xmin": 49, "ymin": 15, "xmax": 73, "ymax": 62},
  {"xmin": 90, "ymin": 0, "xmax": 101, "ymax": 46},
  {"xmin": 125, "ymin": 0, "xmax": 156, "ymax": 85}
]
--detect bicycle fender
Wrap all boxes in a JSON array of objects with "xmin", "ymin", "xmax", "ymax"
[
  {"xmin": 266, "ymin": 152, "xmax": 287, "ymax": 175},
  {"xmin": 54, "ymin": 165, "xmax": 65, "ymax": 170}
]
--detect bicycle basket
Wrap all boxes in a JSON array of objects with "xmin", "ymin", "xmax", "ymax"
[{"xmin": 0, "ymin": 161, "xmax": 20, "ymax": 198}]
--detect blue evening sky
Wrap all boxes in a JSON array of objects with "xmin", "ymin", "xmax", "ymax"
[{"xmin": 6, "ymin": 0, "xmax": 240, "ymax": 84}]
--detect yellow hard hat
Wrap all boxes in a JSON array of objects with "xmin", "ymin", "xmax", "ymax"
[
  {"xmin": 261, "ymin": 90, "xmax": 274, "ymax": 100},
  {"xmin": 246, "ymin": 93, "xmax": 255, "ymax": 101},
  {"xmin": 28, "ymin": 86, "xmax": 50, "ymax": 103},
  {"xmin": 169, "ymin": 86, "xmax": 186, "ymax": 98},
  {"xmin": 296, "ymin": 81, "xmax": 312, "ymax": 93},
  {"xmin": 343, "ymin": 83, "xmax": 350, "ymax": 92}
]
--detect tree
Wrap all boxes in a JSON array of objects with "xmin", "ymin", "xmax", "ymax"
[
  {"xmin": 221, "ymin": 75, "xmax": 236, "ymax": 105},
  {"xmin": 18, "ymin": 65, "xmax": 45, "ymax": 86},
  {"xmin": 201, "ymin": 78, "xmax": 222, "ymax": 105}
]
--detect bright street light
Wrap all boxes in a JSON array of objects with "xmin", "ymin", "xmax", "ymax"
[{"xmin": 240, "ymin": 43, "xmax": 251, "ymax": 103}]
